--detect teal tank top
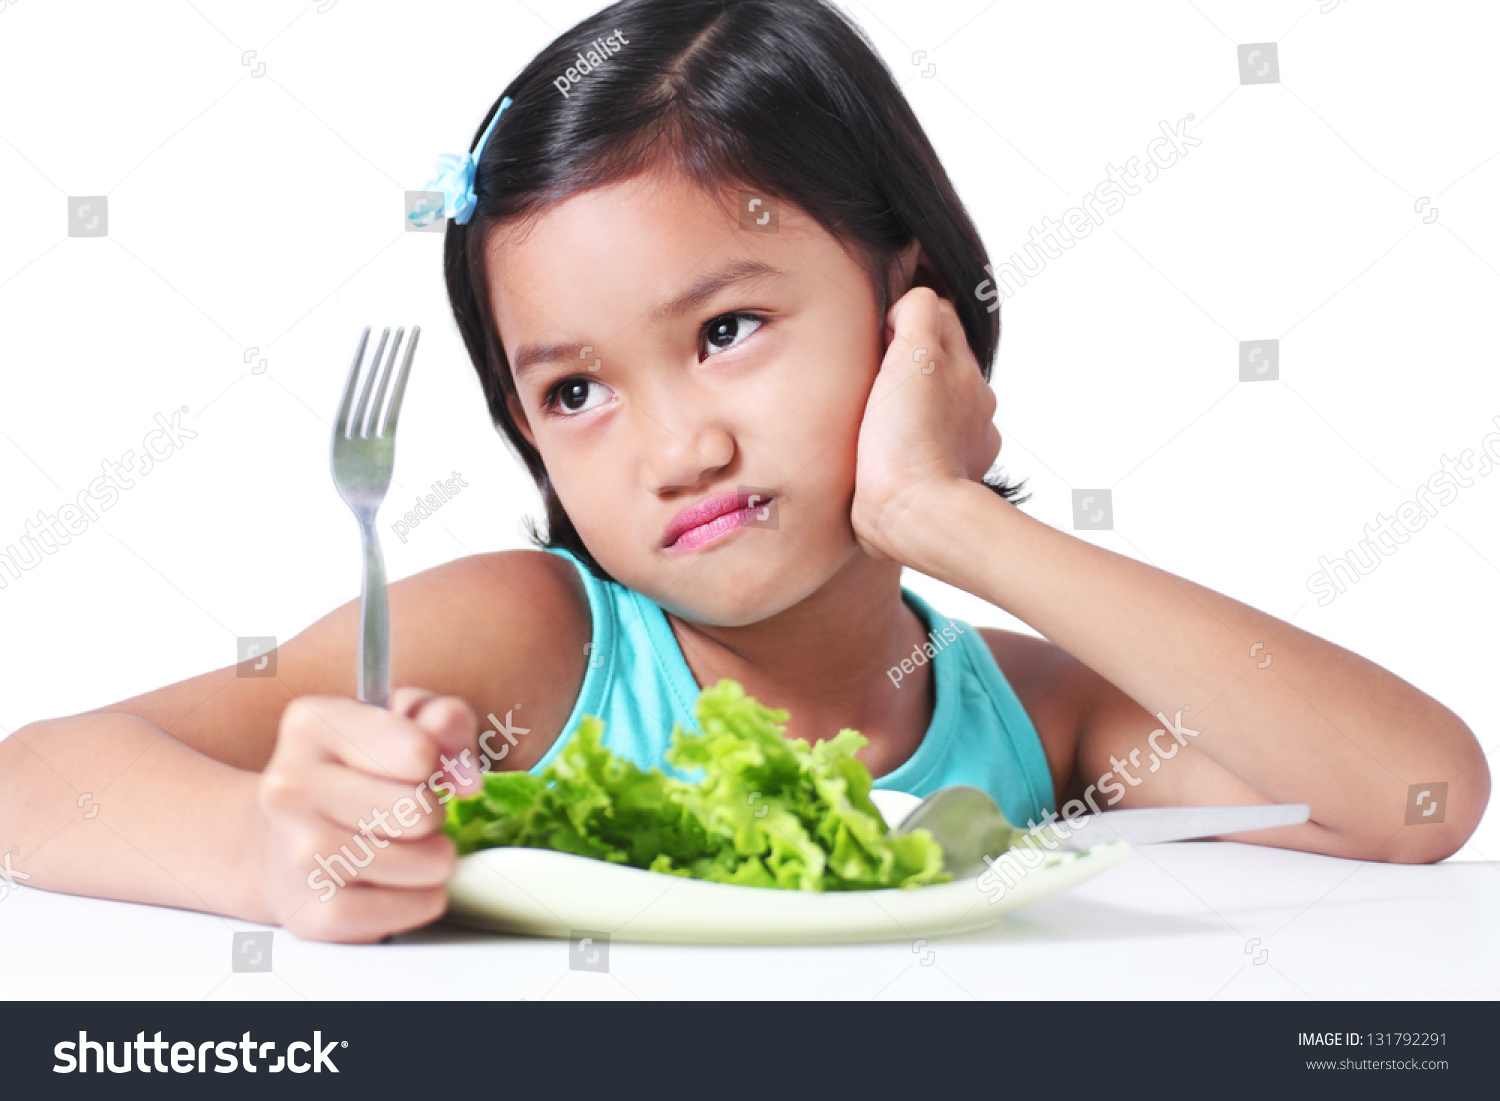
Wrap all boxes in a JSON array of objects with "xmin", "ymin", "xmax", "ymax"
[{"xmin": 531, "ymin": 548, "xmax": 1057, "ymax": 828}]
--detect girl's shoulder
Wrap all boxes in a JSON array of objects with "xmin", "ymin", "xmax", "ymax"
[
  {"xmin": 407, "ymin": 546, "xmax": 588, "ymax": 642},
  {"xmin": 420, "ymin": 545, "xmax": 584, "ymax": 612},
  {"xmin": 974, "ymin": 627, "xmax": 1098, "ymax": 808},
  {"xmin": 408, "ymin": 547, "xmax": 591, "ymax": 770}
]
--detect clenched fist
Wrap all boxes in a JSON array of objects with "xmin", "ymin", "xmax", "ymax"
[{"xmin": 255, "ymin": 688, "xmax": 482, "ymax": 943}]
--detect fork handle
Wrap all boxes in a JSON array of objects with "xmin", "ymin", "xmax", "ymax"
[{"xmin": 357, "ymin": 520, "xmax": 390, "ymax": 709}]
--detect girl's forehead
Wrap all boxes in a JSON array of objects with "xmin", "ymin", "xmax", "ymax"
[
  {"xmin": 488, "ymin": 170, "xmax": 786, "ymax": 273},
  {"xmin": 484, "ymin": 169, "xmax": 860, "ymax": 329}
]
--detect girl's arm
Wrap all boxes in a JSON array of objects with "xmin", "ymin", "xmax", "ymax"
[
  {"xmin": 0, "ymin": 550, "xmax": 588, "ymax": 938},
  {"xmin": 1, "ymin": 710, "xmax": 270, "ymax": 920},
  {"xmin": 855, "ymin": 289, "xmax": 1489, "ymax": 863}
]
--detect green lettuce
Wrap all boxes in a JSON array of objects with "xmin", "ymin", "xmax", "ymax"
[{"xmin": 444, "ymin": 679, "xmax": 948, "ymax": 891}]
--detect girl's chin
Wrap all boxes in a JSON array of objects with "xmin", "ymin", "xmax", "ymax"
[{"xmin": 631, "ymin": 540, "xmax": 858, "ymax": 626}]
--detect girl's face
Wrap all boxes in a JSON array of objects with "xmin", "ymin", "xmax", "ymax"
[{"xmin": 486, "ymin": 168, "xmax": 891, "ymax": 625}]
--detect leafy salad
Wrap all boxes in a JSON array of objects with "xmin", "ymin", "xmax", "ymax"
[{"xmin": 444, "ymin": 679, "xmax": 950, "ymax": 891}]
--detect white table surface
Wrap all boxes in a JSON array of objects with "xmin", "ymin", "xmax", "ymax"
[{"xmin": 4, "ymin": 841, "xmax": 1497, "ymax": 1000}]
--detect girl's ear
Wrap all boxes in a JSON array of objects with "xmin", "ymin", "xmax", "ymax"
[
  {"xmin": 506, "ymin": 391, "xmax": 537, "ymax": 449},
  {"xmin": 883, "ymin": 238, "xmax": 941, "ymax": 349},
  {"xmin": 886, "ymin": 238, "xmax": 943, "ymax": 302}
]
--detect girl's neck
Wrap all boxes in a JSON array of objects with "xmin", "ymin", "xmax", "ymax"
[{"xmin": 664, "ymin": 552, "xmax": 934, "ymax": 776}]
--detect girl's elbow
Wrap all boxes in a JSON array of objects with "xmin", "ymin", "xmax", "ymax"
[{"xmin": 1377, "ymin": 721, "xmax": 1491, "ymax": 864}]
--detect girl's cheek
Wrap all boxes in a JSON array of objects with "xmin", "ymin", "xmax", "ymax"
[{"xmin": 549, "ymin": 425, "xmax": 628, "ymax": 513}]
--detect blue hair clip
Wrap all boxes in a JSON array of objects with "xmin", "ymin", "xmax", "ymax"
[{"xmin": 410, "ymin": 95, "xmax": 513, "ymax": 228}]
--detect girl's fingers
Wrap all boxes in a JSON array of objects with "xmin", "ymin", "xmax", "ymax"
[
  {"xmin": 279, "ymin": 693, "xmax": 478, "ymax": 792},
  {"xmin": 261, "ymin": 688, "xmax": 484, "ymax": 944},
  {"xmin": 280, "ymin": 696, "xmax": 441, "ymax": 784},
  {"xmin": 389, "ymin": 686, "xmax": 440, "ymax": 720},
  {"xmin": 384, "ymin": 689, "xmax": 483, "ymax": 799},
  {"xmin": 409, "ymin": 695, "xmax": 482, "ymax": 766},
  {"xmin": 887, "ymin": 287, "xmax": 944, "ymax": 374},
  {"xmin": 888, "ymin": 289, "xmax": 982, "ymax": 388},
  {"xmin": 321, "ymin": 829, "xmax": 457, "ymax": 890},
  {"xmin": 270, "ymin": 814, "xmax": 455, "ymax": 901},
  {"xmin": 289, "ymin": 882, "xmax": 449, "ymax": 944},
  {"xmin": 392, "ymin": 688, "xmax": 482, "ymax": 789},
  {"xmin": 264, "ymin": 760, "xmax": 447, "ymax": 839},
  {"xmin": 934, "ymin": 296, "xmax": 969, "ymax": 363}
]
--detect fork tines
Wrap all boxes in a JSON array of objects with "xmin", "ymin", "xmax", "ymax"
[{"xmin": 337, "ymin": 324, "xmax": 421, "ymax": 440}]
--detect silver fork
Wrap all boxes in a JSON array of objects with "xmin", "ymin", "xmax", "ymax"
[{"xmin": 330, "ymin": 325, "xmax": 420, "ymax": 708}]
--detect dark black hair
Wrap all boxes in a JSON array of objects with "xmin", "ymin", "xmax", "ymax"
[{"xmin": 443, "ymin": 0, "xmax": 1028, "ymax": 579}]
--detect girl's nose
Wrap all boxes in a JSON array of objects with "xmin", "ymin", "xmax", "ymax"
[{"xmin": 638, "ymin": 406, "xmax": 736, "ymax": 494}]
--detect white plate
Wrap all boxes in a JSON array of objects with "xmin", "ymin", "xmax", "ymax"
[{"xmin": 444, "ymin": 790, "xmax": 1129, "ymax": 944}]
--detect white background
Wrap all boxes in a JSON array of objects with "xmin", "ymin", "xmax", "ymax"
[{"xmin": 1, "ymin": 0, "xmax": 1496, "ymax": 873}]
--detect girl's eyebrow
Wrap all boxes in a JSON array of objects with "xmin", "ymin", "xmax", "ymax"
[
  {"xmin": 510, "ymin": 259, "xmax": 787, "ymax": 379},
  {"xmin": 651, "ymin": 258, "xmax": 786, "ymax": 323}
]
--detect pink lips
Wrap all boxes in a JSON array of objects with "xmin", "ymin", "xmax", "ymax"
[{"xmin": 661, "ymin": 491, "xmax": 772, "ymax": 553}]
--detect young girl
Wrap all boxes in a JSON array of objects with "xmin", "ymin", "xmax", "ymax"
[{"xmin": 2, "ymin": 0, "xmax": 1487, "ymax": 943}]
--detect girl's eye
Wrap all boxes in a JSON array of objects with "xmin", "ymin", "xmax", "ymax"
[
  {"xmin": 701, "ymin": 312, "xmax": 765, "ymax": 358},
  {"xmin": 545, "ymin": 377, "xmax": 613, "ymax": 416}
]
